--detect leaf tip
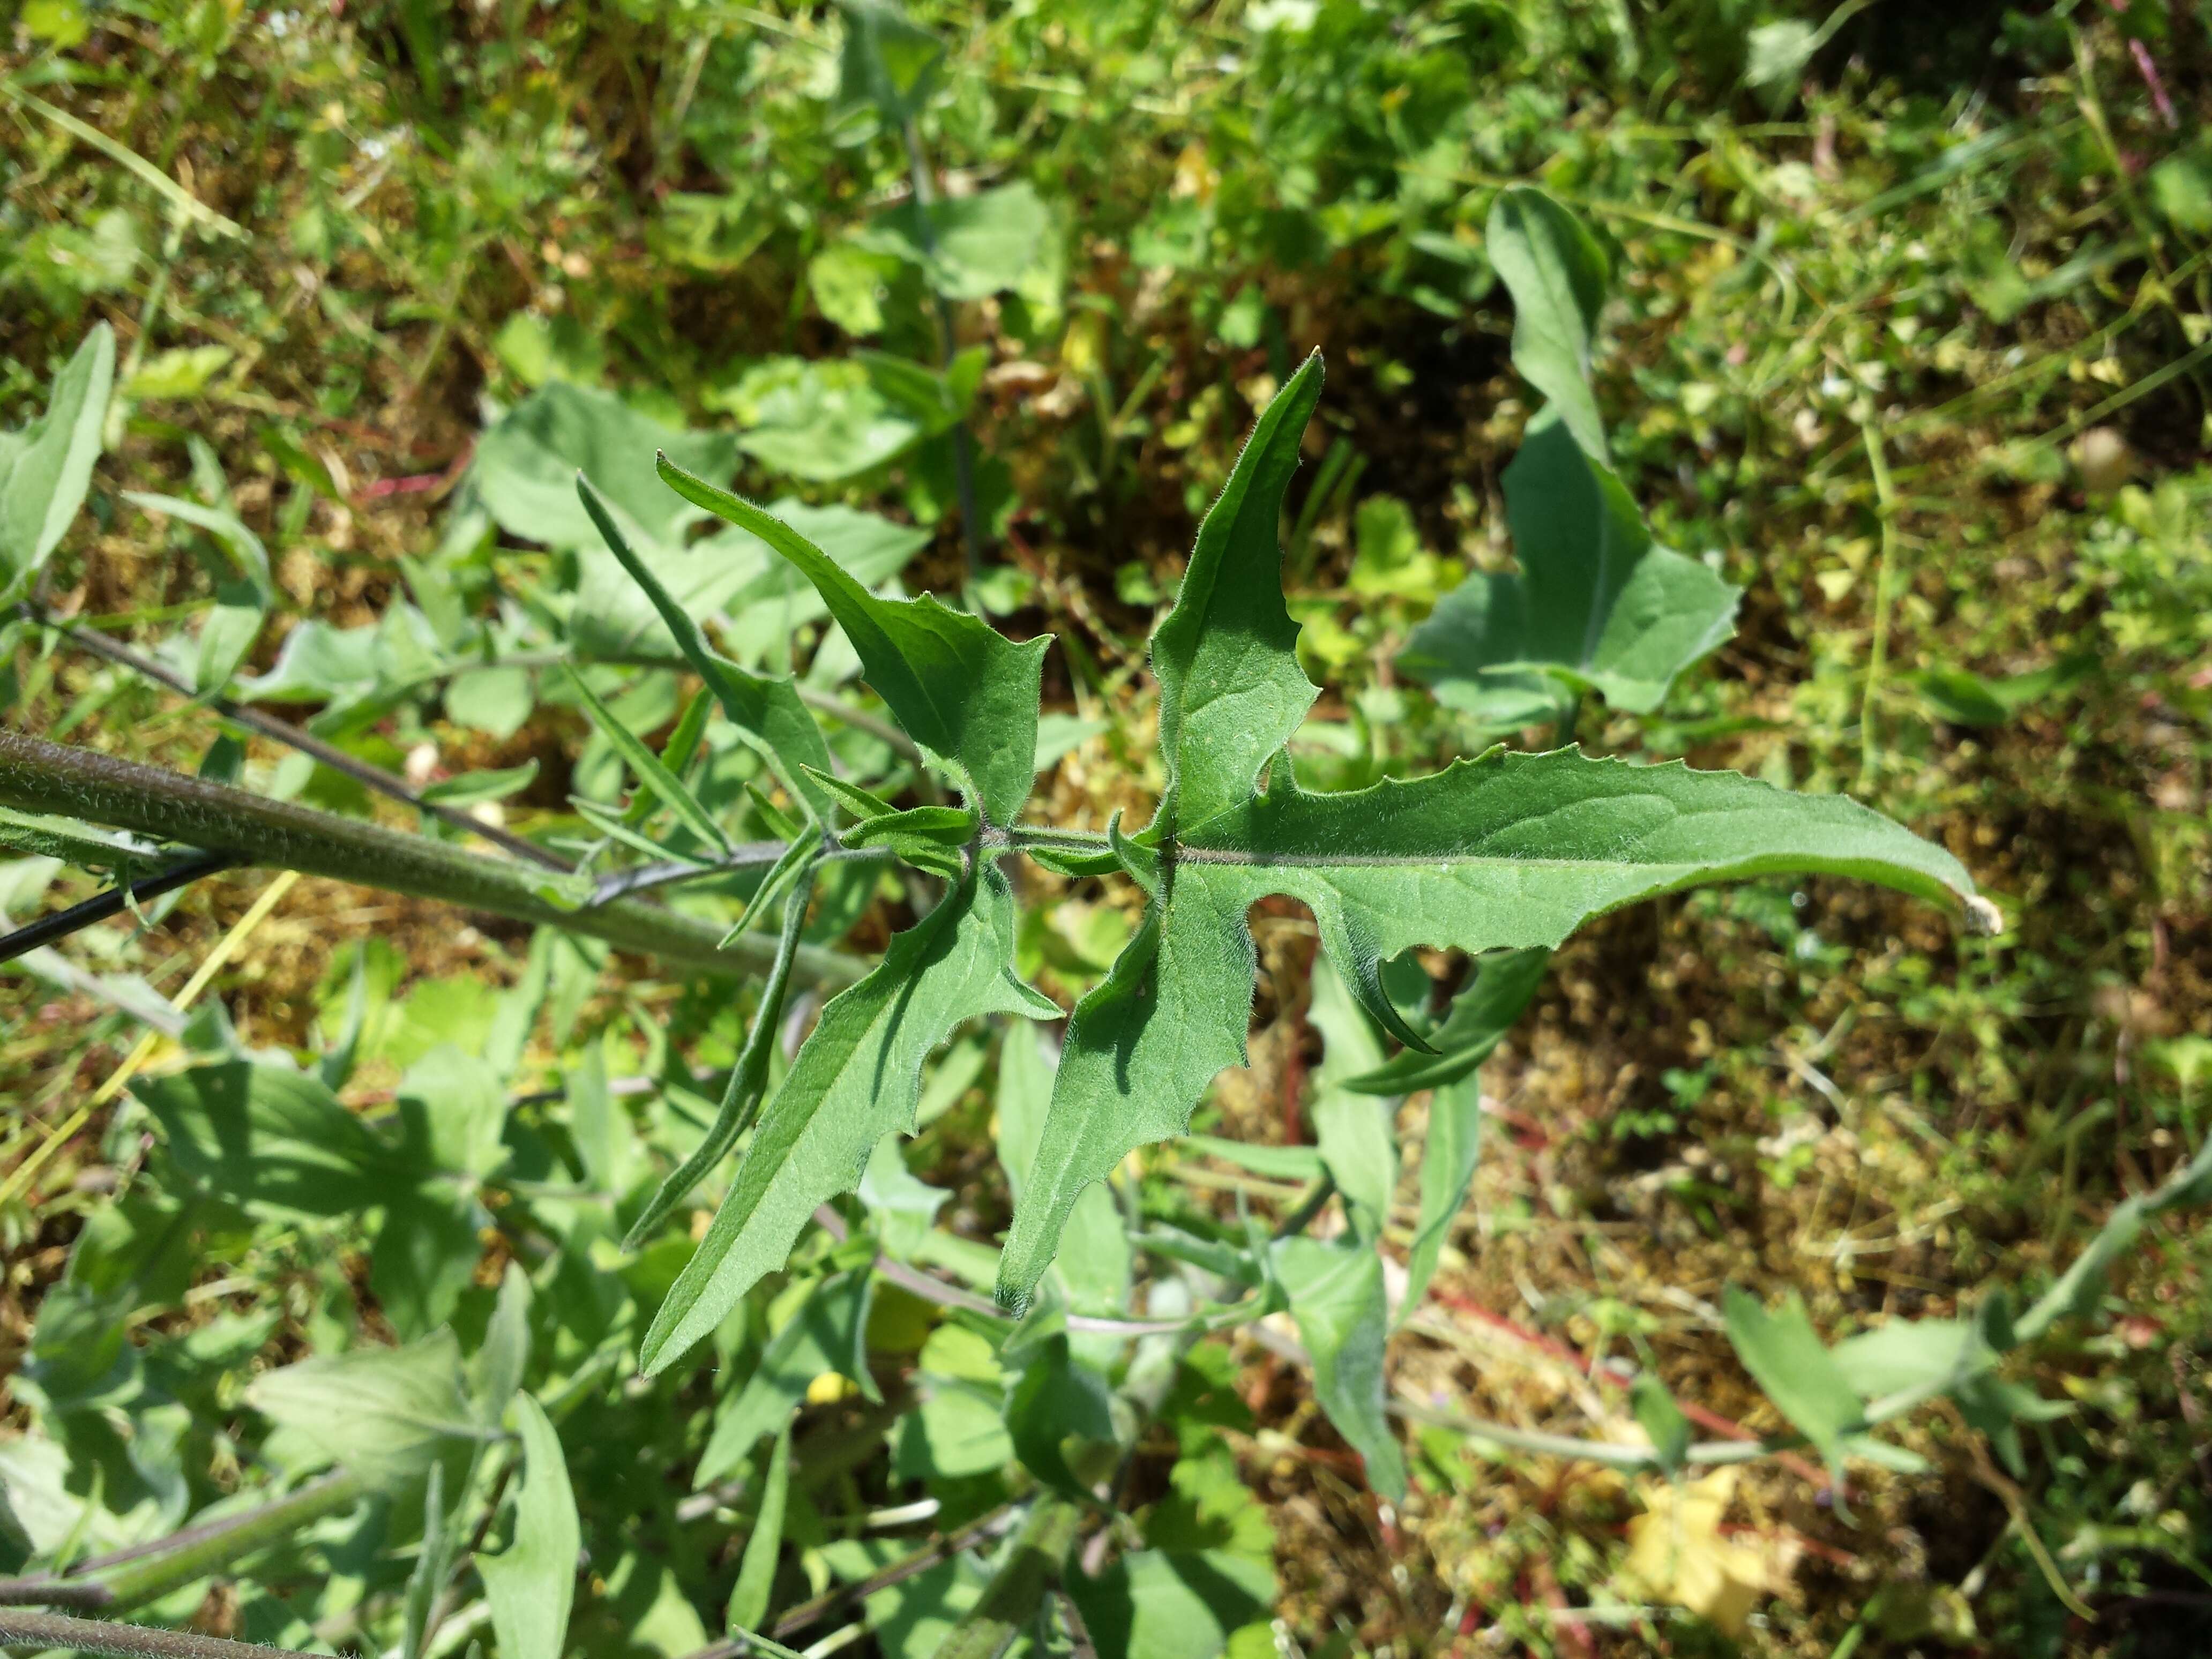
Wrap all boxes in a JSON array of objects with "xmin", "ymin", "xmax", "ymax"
[{"xmin": 1963, "ymin": 895, "xmax": 2004, "ymax": 937}]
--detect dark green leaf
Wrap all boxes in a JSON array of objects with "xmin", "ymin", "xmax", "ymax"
[
  {"xmin": 1346, "ymin": 948, "xmax": 1548, "ymax": 1096},
  {"xmin": 658, "ymin": 457, "xmax": 1050, "ymax": 827}
]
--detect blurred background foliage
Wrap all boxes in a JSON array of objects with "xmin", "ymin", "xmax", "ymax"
[{"xmin": 3, "ymin": 0, "xmax": 2210, "ymax": 1654}]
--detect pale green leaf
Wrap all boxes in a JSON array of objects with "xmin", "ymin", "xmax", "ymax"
[
  {"xmin": 1723, "ymin": 1288, "xmax": 1922, "ymax": 1487},
  {"xmin": 1270, "ymin": 1237, "xmax": 1405, "ymax": 1501},
  {"xmin": 695, "ymin": 1269, "xmax": 876, "ymax": 1483},
  {"xmin": 1401, "ymin": 422, "xmax": 1741, "ymax": 722},
  {"xmin": 641, "ymin": 869, "xmax": 1051, "ymax": 1374},
  {"xmin": 475, "ymin": 380, "xmax": 734, "ymax": 551},
  {"xmin": 479, "ymin": 1393, "xmax": 581, "ymax": 1659},
  {"xmin": 835, "ymin": 0, "xmax": 944, "ymax": 123},
  {"xmin": 726, "ymin": 1425, "xmax": 791, "ymax": 1634},
  {"xmin": 1401, "ymin": 1074, "xmax": 1482, "ymax": 1319},
  {"xmin": 134, "ymin": 1059, "xmax": 412, "ymax": 1219},
  {"xmin": 1488, "ymin": 186, "xmax": 1609, "ymax": 459},
  {"xmin": 855, "ymin": 184, "xmax": 1054, "ymax": 302},
  {"xmin": 658, "ymin": 457, "xmax": 1049, "ymax": 826},
  {"xmin": 1067, "ymin": 1550, "xmax": 1273, "ymax": 1659},
  {"xmin": 1305, "ymin": 955, "xmax": 1397, "ymax": 1238},
  {"xmin": 0, "ymin": 324, "xmax": 113, "ymax": 604},
  {"xmin": 245, "ymin": 1328, "xmax": 478, "ymax": 1492}
]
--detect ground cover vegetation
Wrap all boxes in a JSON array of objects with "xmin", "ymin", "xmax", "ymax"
[{"xmin": 1, "ymin": 0, "xmax": 2209, "ymax": 1655}]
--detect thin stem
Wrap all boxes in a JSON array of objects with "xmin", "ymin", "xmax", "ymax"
[
  {"xmin": 33, "ymin": 607, "xmax": 574, "ymax": 872},
  {"xmin": 0, "ymin": 731, "xmax": 865, "ymax": 985},
  {"xmin": 1270, "ymin": 1172, "xmax": 1336, "ymax": 1240},
  {"xmin": 1856, "ymin": 421, "xmax": 1901, "ymax": 789},
  {"xmin": 760, "ymin": 1507, "xmax": 1024, "ymax": 1643},
  {"xmin": 930, "ymin": 1497, "xmax": 1082, "ymax": 1659},
  {"xmin": 0, "ymin": 850, "xmax": 238, "ymax": 967},
  {"xmin": 71, "ymin": 1474, "xmax": 365, "ymax": 1611},
  {"xmin": 900, "ymin": 116, "xmax": 985, "ymax": 588}
]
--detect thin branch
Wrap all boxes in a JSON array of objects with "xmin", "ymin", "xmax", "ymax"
[
  {"xmin": 34, "ymin": 608, "xmax": 574, "ymax": 872},
  {"xmin": 0, "ymin": 731, "xmax": 866, "ymax": 985},
  {"xmin": 0, "ymin": 850, "xmax": 238, "ymax": 966}
]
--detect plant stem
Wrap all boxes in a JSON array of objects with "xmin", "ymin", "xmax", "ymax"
[
  {"xmin": 0, "ymin": 731, "xmax": 864, "ymax": 985},
  {"xmin": 0, "ymin": 850, "xmax": 238, "ymax": 966},
  {"xmin": 1856, "ymin": 420, "xmax": 1900, "ymax": 789},
  {"xmin": 0, "ymin": 1610, "xmax": 279, "ymax": 1659},
  {"xmin": 76, "ymin": 1474, "xmax": 367, "ymax": 1612},
  {"xmin": 900, "ymin": 116, "xmax": 985, "ymax": 589},
  {"xmin": 34, "ymin": 608, "xmax": 575, "ymax": 872},
  {"xmin": 926, "ymin": 1496, "xmax": 1083, "ymax": 1659}
]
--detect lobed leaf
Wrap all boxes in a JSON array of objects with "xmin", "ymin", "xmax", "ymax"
[
  {"xmin": 1400, "ymin": 421, "xmax": 1742, "ymax": 723},
  {"xmin": 1148, "ymin": 353, "xmax": 1324, "ymax": 833},
  {"xmin": 999, "ymin": 747, "xmax": 1980, "ymax": 1312},
  {"xmin": 658, "ymin": 456, "xmax": 1049, "ymax": 826},
  {"xmin": 640, "ymin": 868, "xmax": 1055, "ymax": 1373}
]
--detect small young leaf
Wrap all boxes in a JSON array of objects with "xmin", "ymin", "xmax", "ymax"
[
  {"xmin": 1400, "ymin": 422, "xmax": 1741, "ymax": 723},
  {"xmin": 1722, "ymin": 1288, "xmax": 1920, "ymax": 1491},
  {"xmin": 798, "ymin": 763, "xmax": 897, "ymax": 826},
  {"xmin": 1270, "ymin": 1236, "xmax": 1405, "ymax": 1501},
  {"xmin": 479, "ymin": 1393, "xmax": 582, "ymax": 1659},
  {"xmin": 2011, "ymin": 1133, "xmax": 2212, "ymax": 1344},
  {"xmin": 1, "ymin": 324, "xmax": 114, "ymax": 606},
  {"xmin": 1346, "ymin": 947, "xmax": 1548, "ymax": 1096},
  {"xmin": 1400, "ymin": 1074, "xmax": 1482, "ymax": 1319},
  {"xmin": 577, "ymin": 473, "xmax": 838, "ymax": 823},
  {"xmin": 562, "ymin": 663, "xmax": 732, "ymax": 853},
  {"xmin": 1488, "ymin": 185, "xmax": 1610, "ymax": 460},
  {"xmin": 657, "ymin": 457, "xmax": 1049, "ymax": 827},
  {"xmin": 628, "ymin": 872, "xmax": 816, "ymax": 1250},
  {"xmin": 642, "ymin": 868, "xmax": 1053, "ymax": 1374},
  {"xmin": 839, "ymin": 803, "xmax": 976, "ymax": 850},
  {"xmin": 726, "ymin": 1424, "xmax": 791, "ymax": 1635},
  {"xmin": 1630, "ymin": 1374, "xmax": 1691, "ymax": 1474},
  {"xmin": 121, "ymin": 490, "xmax": 274, "ymax": 601}
]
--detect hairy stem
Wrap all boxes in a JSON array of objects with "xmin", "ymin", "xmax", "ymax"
[
  {"xmin": 0, "ymin": 1610, "xmax": 281, "ymax": 1659},
  {"xmin": 0, "ymin": 731, "xmax": 865, "ymax": 985},
  {"xmin": 35, "ymin": 608, "xmax": 573, "ymax": 872}
]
